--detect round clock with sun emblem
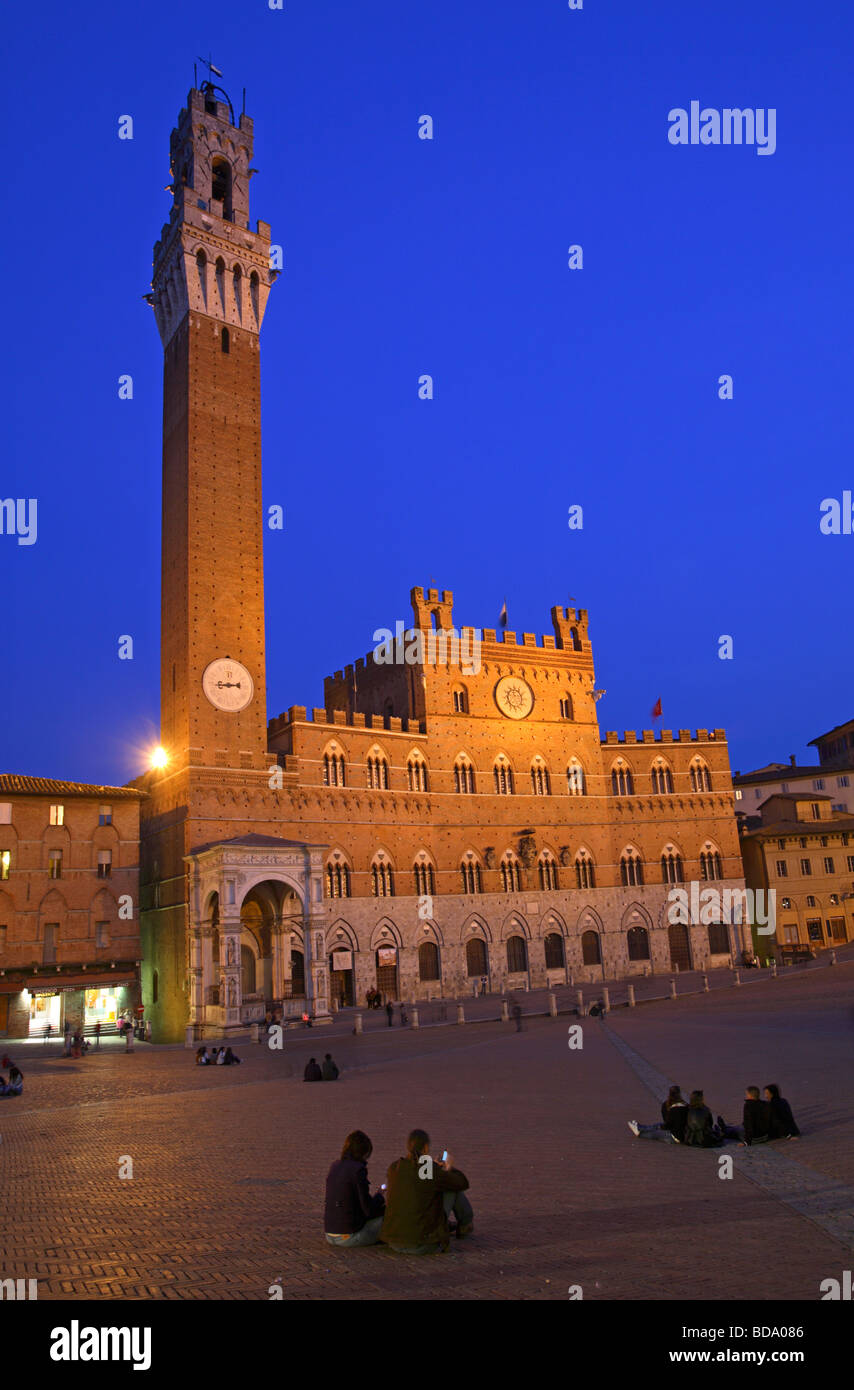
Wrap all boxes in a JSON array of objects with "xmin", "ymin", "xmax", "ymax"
[
  {"xmin": 202, "ymin": 657, "xmax": 254, "ymax": 713},
  {"xmin": 494, "ymin": 675, "xmax": 535, "ymax": 720}
]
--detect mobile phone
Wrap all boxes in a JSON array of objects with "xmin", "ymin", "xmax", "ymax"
[
  {"xmin": 442, "ymin": 1150, "xmax": 448, "ymax": 1162},
  {"xmin": 381, "ymin": 1182, "xmax": 387, "ymax": 1190}
]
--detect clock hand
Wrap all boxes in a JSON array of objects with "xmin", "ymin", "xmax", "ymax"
[{"xmin": 216, "ymin": 681, "xmax": 242, "ymax": 689}]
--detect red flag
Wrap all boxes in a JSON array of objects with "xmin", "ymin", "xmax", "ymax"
[{"xmin": 651, "ymin": 697, "xmax": 662, "ymax": 719}]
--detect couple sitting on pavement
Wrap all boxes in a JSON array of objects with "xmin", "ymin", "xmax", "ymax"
[
  {"xmin": 629, "ymin": 1083, "xmax": 800, "ymax": 1146},
  {"xmin": 305, "ymin": 1054, "xmax": 339, "ymax": 1081},
  {"xmin": 324, "ymin": 1128, "xmax": 473, "ymax": 1253},
  {"xmin": 196, "ymin": 1046, "xmax": 241, "ymax": 1066},
  {"xmin": 0, "ymin": 1061, "xmax": 23, "ymax": 1097}
]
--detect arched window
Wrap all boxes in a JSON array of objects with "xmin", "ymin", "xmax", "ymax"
[
  {"xmin": 581, "ymin": 929, "xmax": 601, "ymax": 965},
  {"xmin": 291, "ymin": 950, "xmax": 306, "ymax": 993},
  {"xmin": 460, "ymin": 855, "xmax": 482, "ymax": 894},
  {"xmin": 611, "ymin": 762, "xmax": 634, "ymax": 796},
  {"xmin": 538, "ymin": 851, "xmax": 558, "ymax": 891},
  {"xmin": 690, "ymin": 760, "xmax": 712, "ymax": 793},
  {"xmin": 454, "ymin": 756, "xmax": 475, "ymax": 794},
  {"xmin": 661, "ymin": 849, "xmax": 685, "ymax": 884},
  {"xmin": 407, "ymin": 753, "xmax": 428, "ymax": 791},
  {"xmin": 531, "ymin": 758, "xmax": 550, "ymax": 796},
  {"xmin": 371, "ymin": 856, "xmax": 395, "ymax": 897},
  {"xmin": 567, "ymin": 759, "xmax": 586, "ymax": 796},
  {"xmin": 241, "ymin": 944, "xmax": 256, "ymax": 995},
  {"xmin": 544, "ymin": 932, "xmax": 565, "ymax": 969},
  {"xmin": 651, "ymin": 759, "xmax": 674, "ymax": 794},
  {"xmin": 418, "ymin": 941, "xmax": 440, "ymax": 981},
  {"xmin": 211, "ymin": 156, "xmax": 232, "ymax": 218},
  {"xmin": 367, "ymin": 753, "xmax": 389, "ymax": 789},
  {"xmin": 221, "ymin": 325, "xmax": 230, "ymax": 354},
  {"xmin": 453, "ymin": 686, "xmax": 468, "ymax": 714},
  {"xmin": 506, "ymin": 935, "xmax": 528, "ymax": 973},
  {"xmin": 249, "ymin": 270, "xmax": 259, "ymax": 321},
  {"xmin": 620, "ymin": 849, "xmax": 644, "ymax": 887},
  {"xmin": 215, "ymin": 256, "xmax": 225, "ymax": 313},
  {"xmin": 325, "ymin": 857, "xmax": 351, "ymax": 898},
  {"xmin": 500, "ymin": 854, "xmax": 522, "ymax": 893},
  {"xmin": 195, "ymin": 248, "xmax": 207, "ymax": 305},
  {"xmin": 494, "ymin": 756, "xmax": 514, "ymax": 795},
  {"xmin": 322, "ymin": 747, "xmax": 346, "ymax": 787},
  {"xmin": 627, "ymin": 925, "xmax": 650, "ymax": 961},
  {"xmin": 465, "ymin": 937, "xmax": 488, "ymax": 977},
  {"xmin": 412, "ymin": 857, "xmax": 435, "ymax": 896},
  {"xmin": 559, "ymin": 695, "xmax": 573, "ymax": 720},
  {"xmin": 575, "ymin": 851, "xmax": 595, "ymax": 889},
  {"xmin": 700, "ymin": 849, "xmax": 723, "ymax": 881}
]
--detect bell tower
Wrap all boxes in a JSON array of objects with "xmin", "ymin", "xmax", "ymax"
[{"xmin": 150, "ymin": 83, "xmax": 275, "ymax": 772}]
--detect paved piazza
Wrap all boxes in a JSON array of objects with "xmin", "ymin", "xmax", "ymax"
[{"xmin": 2, "ymin": 963, "xmax": 853, "ymax": 1302}]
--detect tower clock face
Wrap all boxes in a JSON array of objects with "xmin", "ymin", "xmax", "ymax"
[
  {"xmin": 494, "ymin": 675, "xmax": 534, "ymax": 720},
  {"xmin": 202, "ymin": 658, "xmax": 254, "ymax": 712}
]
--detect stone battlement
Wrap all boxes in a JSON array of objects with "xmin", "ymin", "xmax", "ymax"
[
  {"xmin": 601, "ymin": 728, "xmax": 726, "ymax": 745},
  {"xmin": 268, "ymin": 707, "xmax": 427, "ymax": 736}
]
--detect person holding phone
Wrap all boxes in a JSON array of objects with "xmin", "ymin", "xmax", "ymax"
[
  {"xmin": 381, "ymin": 1129, "xmax": 473, "ymax": 1254},
  {"xmin": 324, "ymin": 1130, "xmax": 386, "ymax": 1247}
]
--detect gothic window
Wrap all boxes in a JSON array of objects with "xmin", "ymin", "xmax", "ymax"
[
  {"xmin": 325, "ymin": 858, "xmax": 351, "ymax": 898},
  {"xmin": 500, "ymin": 855, "xmax": 522, "ymax": 893},
  {"xmin": 494, "ymin": 757, "xmax": 514, "ymax": 795},
  {"xmin": 690, "ymin": 760, "xmax": 712, "ymax": 793},
  {"xmin": 700, "ymin": 849, "xmax": 723, "ymax": 881},
  {"xmin": 575, "ymin": 851, "xmax": 595, "ymax": 889},
  {"xmin": 215, "ymin": 256, "xmax": 226, "ymax": 314},
  {"xmin": 418, "ymin": 941, "xmax": 440, "ymax": 981},
  {"xmin": 567, "ymin": 759, "xmax": 586, "ymax": 796},
  {"xmin": 322, "ymin": 747, "xmax": 346, "ymax": 787},
  {"xmin": 454, "ymin": 757, "xmax": 475, "ymax": 794},
  {"xmin": 531, "ymin": 758, "xmax": 550, "ymax": 796},
  {"xmin": 651, "ymin": 760, "xmax": 674, "ymax": 794},
  {"xmin": 250, "ymin": 270, "xmax": 259, "ymax": 321},
  {"xmin": 620, "ymin": 849, "xmax": 644, "ymax": 887},
  {"xmin": 538, "ymin": 851, "xmax": 558, "ymax": 891},
  {"xmin": 460, "ymin": 856, "xmax": 482, "ymax": 894},
  {"xmin": 465, "ymin": 937, "xmax": 488, "ymax": 977},
  {"xmin": 627, "ymin": 925, "xmax": 650, "ymax": 961},
  {"xmin": 371, "ymin": 857, "xmax": 395, "ymax": 897},
  {"xmin": 413, "ymin": 858, "xmax": 435, "ymax": 896},
  {"xmin": 559, "ymin": 695, "xmax": 573, "ymax": 720},
  {"xmin": 407, "ymin": 753, "xmax": 428, "ymax": 791},
  {"xmin": 506, "ymin": 935, "xmax": 528, "ymax": 973},
  {"xmin": 367, "ymin": 754, "xmax": 389, "ymax": 789},
  {"xmin": 581, "ymin": 929, "xmax": 601, "ymax": 965},
  {"xmin": 661, "ymin": 850, "xmax": 685, "ymax": 884},
  {"xmin": 611, "ymin": 762, "xmax": 634, "ymax": 796},
  {"xmin": 544, "ymin": 932, "xmax": 565, "ymax": 969},
  {"xmin": 453, "ymin": 686, "xmax": 468, "ymax": 714}
]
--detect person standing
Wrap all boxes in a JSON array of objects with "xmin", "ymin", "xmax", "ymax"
[
  {"xmin": 385, "ymin": 1001, "xmax": 393, "ymax": 1028},
  {"xmin": 512, "ymin": 1002, "xmax": 522, "ymax": 1032},
  {"xmin": 94, "ymin": 1021, "xmax": 101, "ymax": 1049},
  {"xmin": 399, "ymin": 1003, "xmax": 408, "ymax": 1027},
  {"xmin": 125, "ymin": 1023, "xmax": 134, "ymax": 1053}
]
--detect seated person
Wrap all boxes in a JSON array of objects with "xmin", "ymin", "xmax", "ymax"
[
  {"xmin": 4, "ymin": 1066, "xmax": 23, "ymax": 1096},
  {"xmin": 765, "ymin": 1084, "xmax": 800, "ymax": 1139},
  {"xmin": 324, "ymin": 1130, "xmax": 385, "ymax": 1247},
  {"xmin": 222, "ymin": 1047, "xmax": 240, "ymax": 1066},
  {"xmin": 628, "ymin": 1085, "xmax": 688, "ymax": 1142},
  {"xmin": 321, "ymin": 1053, "xmax": 339, "ymax": 1081},
  {"xmin": 381, "ymin": 1129, "xmax": 473, "ymax": 1254},
  {"xmin": 196, "ymin": 1047, "xmax": 210, "ymax": 1066},
  {"xmin": 717, "ymin": 1086, "xmax": 770, "ymax": 1145},
  {"xmin": 304, "ymin": 1057, "xmax": 323, "ymax": 1082},
  {"xmin": 683, "ymin": 1090, "xmax": 723, "ymax": 1147}
]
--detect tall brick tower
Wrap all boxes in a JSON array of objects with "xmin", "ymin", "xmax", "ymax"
[{"xmin": 151, "ymin": 83, "xmax": 274, "ymax": 771}]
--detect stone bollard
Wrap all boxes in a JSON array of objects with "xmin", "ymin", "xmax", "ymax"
[
  {"xmin": 734, "ymin": 971, "xmax": 741, "ymax": 987},
  {"xmin": 411, "ymin": 1007, "xmax": 420, "ymax": 1029},
  {"xmin": 602, "ymin": 987, "xmax": 610, "ymax": 1014},
  {"xmin": 456, "ymin": 1004, "xmax": 466, "ymax": 1025},
  {"xmin": 829, "ymin": 951, "xmax": 837, "ymax": 966},
  {"xmin": 250, "ymin": 1023, "xmax": 260, "ymax": 1044},
  {"xmin": 770, "ymin": 960, "xmax": 778, "ymax": 978},
  {"xmin": 501, "ymin": 1000, "xmax": 510, "ymax": 1022},
  {"xmin": 702, "ymin": 973, "xmax": 709, "ymax": 993},
  {"xmin": 548, "ymin": 992, "xmax": 558, "ymax": 1018},
  {"xmin": 670, "ymin": 979, "xmax": 677, "ymax": 999},
  {"xmin": 628, "ymin": 984, "xmax": 635, "ymax": 1008},
  {"xmin": 354, "ymin": 1012, "xmax": 363, "ymax": 1034},
  {"xmin": 184, "ymin": 1024, "xmax": 196, "ymax": 1049}
]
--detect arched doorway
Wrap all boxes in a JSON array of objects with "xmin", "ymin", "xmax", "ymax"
[
  {"xmin": 465, "ymin": 937, "xmax": 488, "ymax": 979},
  {"xmin": 375, "ymin": 945, "xmax": 399, "ymax": 1001},
  {"xmin": 581, "ymin": 929, "xmax": 601, "ymax": 965},
  {"xmin": 418, "ymin": 940, "xmax": 440, "ymax": 983},
  {"xmin": 241, "ymin": 945, "xmax": 256, "ymax": 995},
  {"xmin": 329, "ymin": 945, "xmax": 355, "ymax": 1007},
  {"xmin": 668, "ymin": 921, "xmax": 692, "ymax": 971}
]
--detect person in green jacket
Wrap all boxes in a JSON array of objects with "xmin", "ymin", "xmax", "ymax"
[{"xmin": 381, "ymin": 1129, "xmax": 473, "ymax": 1253}]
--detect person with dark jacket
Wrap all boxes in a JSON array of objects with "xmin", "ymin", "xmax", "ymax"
[
  {"xmin": 628, "ymin": 1085, "xmax": 688, "ymax": 1142},
  {"xmin": 385, "ymin": 1001, "xmax": 393, "ymax": 1027},
  {"xmin": 324, "ymin": 1130, "xmax": 385, "ymax": 1247},
  {"xmin": 718, "ymin": 1086, "xmax": 771, "ymax": 1145},
  {"xmin": 683, "ymin": 1090, "xmax": 723, "ymax": 1147},
  {"xmin": 381, "ymin": 1129, "xmax": 473, "ymax": 1254},
  {"xmin": 765, "ymin": 1084, "xmax": 800, "ymax": 1139},
  {"xmin": 304, "ymin": 1058, "xmax": 322, "ymax": 1082},
  {"xmin": 321, "ymin": 1053, "xmax": 339, "ymax": 1081}
]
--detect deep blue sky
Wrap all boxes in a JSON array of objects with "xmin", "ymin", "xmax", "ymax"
[{"xmin": 2, "ymin": 0, "xmax": 851, "ymax": 785}]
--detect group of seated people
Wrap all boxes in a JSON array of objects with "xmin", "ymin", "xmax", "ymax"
[
  {"xmin": 304, "ymin": 1054, "xmax": 339, "ymax": 1081},
  {"xmin": 0, "ymin": 1058, "xmax": 23, "ymax": 1097},
  {"xmin": 629, "ymin": 1083, "xmax": 800, "ymax": 1147},
  {"xmin": 324, "ymin": 1128, "xmax": 473, "ymax": 1254},
  {"xmin": 195, "ymin": 1046, "xmax": 241, "ymax": 1066}
]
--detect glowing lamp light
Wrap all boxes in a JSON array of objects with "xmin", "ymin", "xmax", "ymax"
[{"xmin": 150, "ymin": 746, "xmax": 168, "ymax": 771}]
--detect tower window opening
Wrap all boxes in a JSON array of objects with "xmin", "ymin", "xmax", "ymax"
[
  {"xmin": 221, "ymin": 327, "xmax": 230, "ymax": 354},
  {"xmin": 211, "ymin": 157, "xmax": 233, "ymax": 218}
]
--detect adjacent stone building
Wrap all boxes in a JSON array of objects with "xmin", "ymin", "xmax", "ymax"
[{"xmin": 0, "ymin": 778, "xmax": 143, "ymax": 1038}]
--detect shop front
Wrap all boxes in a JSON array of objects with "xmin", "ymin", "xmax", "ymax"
[{"xmin": 29, "ymin": 989, "xmax": 61, "ymax": 1036}]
